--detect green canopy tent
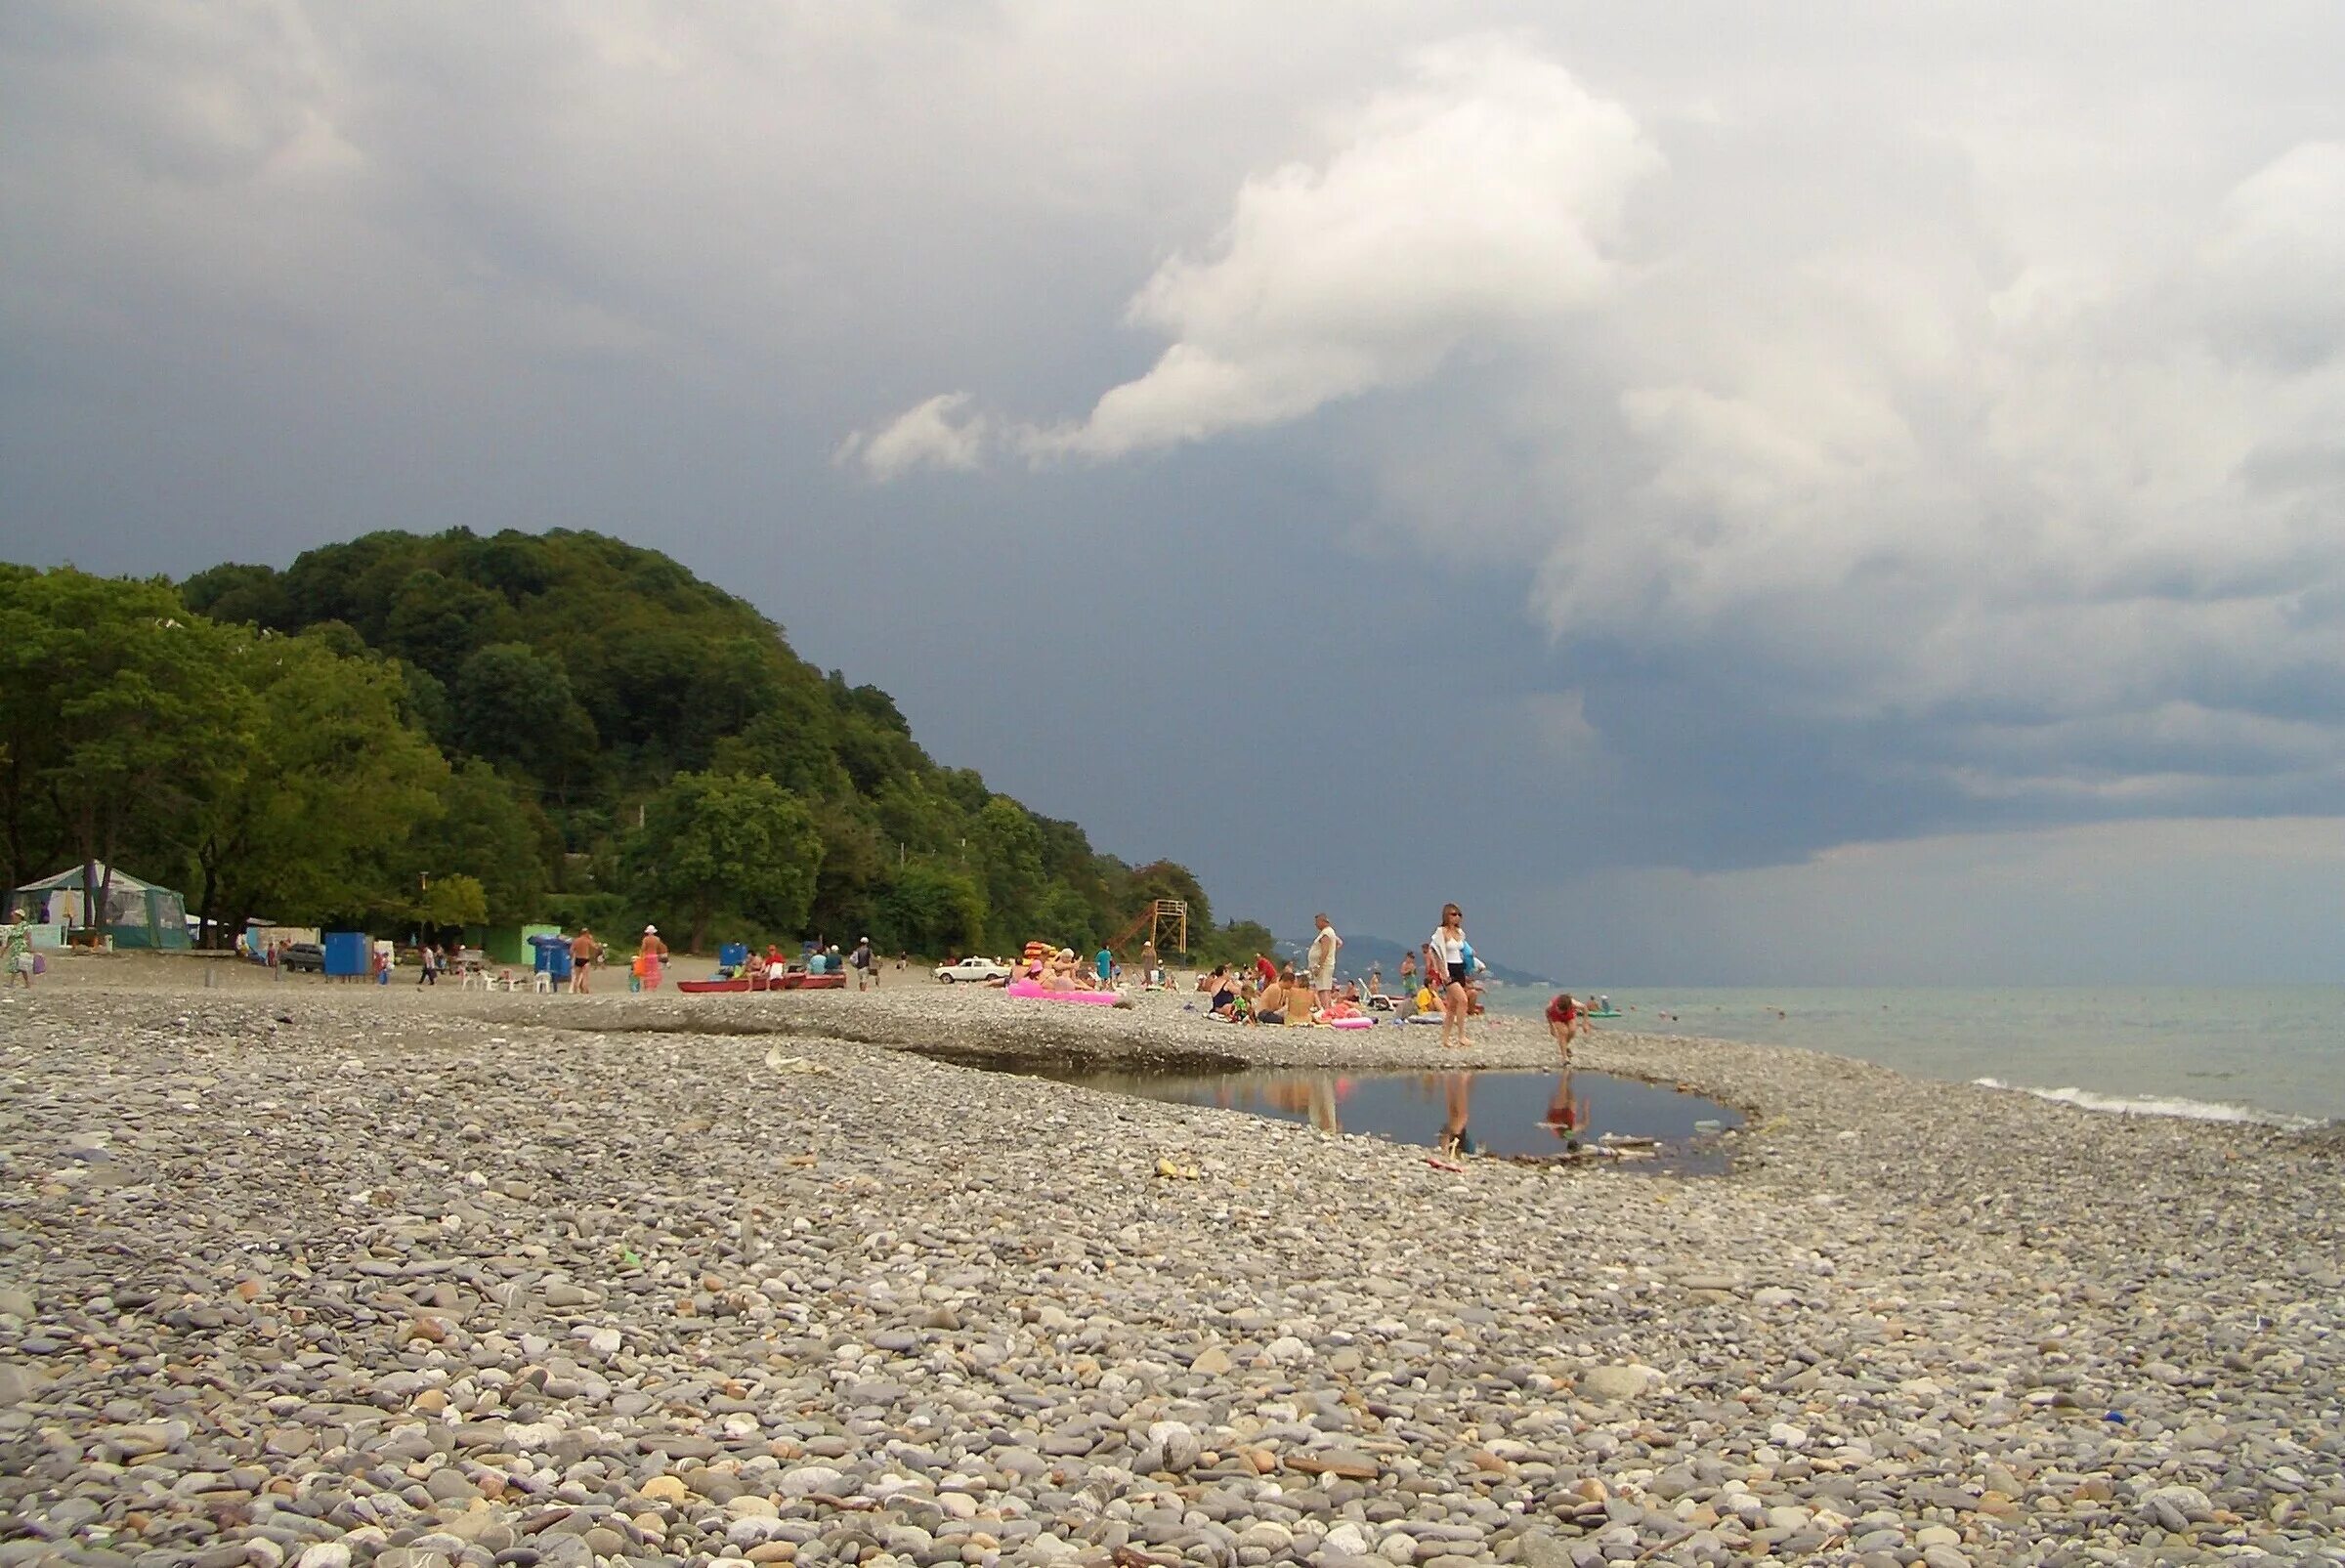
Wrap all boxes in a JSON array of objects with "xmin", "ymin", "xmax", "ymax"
[{"xmin": 8, "ymin": 864, "xmax": 192, "ymax": 951}]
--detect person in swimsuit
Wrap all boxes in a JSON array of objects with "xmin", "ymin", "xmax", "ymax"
[
  {"xmin": 1547, "ymin": 993, "xmax": 1582, "ymax": 1062},
  {"xmin": 1250, "ymin": 969, "xmax": 1294, "ymax": 1026},
  {"xmin": 1207, "ymin": 966, "xmax": 1238, "ymax": 1019},
  {"xmin": 638, "ymin": 925, "xmax": 667, "ymax": 990},
  {"xmin": 569, "ymin": 926, "xmax": 599, "ymax": 994},
  {"xmin": 1429, "ymin": 904, "xmax": 1473, "ymax": 1049}
]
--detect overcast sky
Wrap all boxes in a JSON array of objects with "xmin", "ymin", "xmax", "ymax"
[{"xmin": 5, "ymin": 3, "xmax": 2343, "ymax": 982}]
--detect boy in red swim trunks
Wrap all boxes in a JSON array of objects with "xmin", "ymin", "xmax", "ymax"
[{"xmin": 1547, "ymin": 993, "xmax": 1583, "ymax": 1063}]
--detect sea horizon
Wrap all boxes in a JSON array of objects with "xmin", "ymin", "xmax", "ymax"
[{"xmin": 1480, "ymin": 982, "xmax": 2345, "ymax": 1126}]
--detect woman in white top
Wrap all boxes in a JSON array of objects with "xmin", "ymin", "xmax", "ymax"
[{"xmin": 1429, "ymin": 903, "xmax": 1472, "ymax": 1049}]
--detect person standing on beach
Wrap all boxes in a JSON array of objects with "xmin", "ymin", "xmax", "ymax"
[
  {"xmin": 852, "ymin": 936, "xmax": 876, "ymax": 990},
  {"xmin": 638, "ymin": 925, "xmax": 667, "ymax": 991},
  {"xmin": 1397, "ymin": 951, "xmax": 1416, "ymax": 994},
  {"xmin": 570, "ymin": 926, "xmax": 599, "ymax": 994},
  {"xmin": 1254, "ymin": 951, "xmax": 1277, "ymax": 987},
  {"xmin": 1307, "ymin": 913, "xmax": 1342, "ymax": 1015},
  {"xmin": 3, "ymin": 919, "xmax": 34, "ymax": 989},
  {"xmin": 1429, "ymin": 904, "xmax": 1474, "ymax": 1049}
]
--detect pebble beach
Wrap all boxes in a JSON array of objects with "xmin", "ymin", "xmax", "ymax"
[{"xmin": 2, "ymin": 957, "xmax": 2339, "ymax": 1568}]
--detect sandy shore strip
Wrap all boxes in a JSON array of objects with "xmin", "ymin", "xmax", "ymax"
[{"xmin": 0, "ymin": 969, "xmax": 2338, "ymax": 1567}]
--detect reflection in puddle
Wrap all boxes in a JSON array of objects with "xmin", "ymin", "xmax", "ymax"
[{"xmin": 924, "ymin": 1053, "xmax": 1743, "ymax": 1173}]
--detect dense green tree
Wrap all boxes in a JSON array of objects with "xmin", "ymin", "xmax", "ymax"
[
  {"xmin": 0, "ymin": 570, "xmax": 255, "ymax": 925},
  {"xmin": 828, "ymin": 672, "xmax": 927, "ymax": 794},
  {"xmin": 186, "ymin": 630, "xmax": 449, "ymax": 935},
  {"xmin": 398, "ymin": 662, "xmax": 454, "ymax": 746},
  {"xmin": 149, "ymin": 530, "xmax": 1268, "ymax": 954},
  {"xmin": 449, "ymin": 643, "xmax": 599, "ymax": 793},
  {"xmin": 1031, "ymin": 882, "xmax": 1101, "ymax": 951},
  {"xmin": 707, "ymin": 685, "xmax": 849, "ymax": 798},
  {"xmin": 877, "ymin": 863, "xmax": 987, "ymax": 957},
  {"xmin": 0, "ymin": 565, "xmax": 60, "ymax": 885},
  {"xmin": 1209, "ymin": 918, "xmax": 1281, "ymax": 966},
  {"xmin": 866, "ymin": 778, "xmax": 940, "ymax": 851},
  {"xmin": 936, "ymin": 766, "xmax": 992, "ymax": 817},
  {"xmin": 181, "ymin": 562, "xmax": 290, "ymax": 628},
  {"xmin": 805, "ymin": 799, "xmax": 883, "ymax": 940},
  {"xmin": 415, "ymin": 871, "xmax": 489, "ymax": 931},
  {"xmin": 410, "ymin": 758, "xmax": 548, "ymax": 923},
  {"xmin": 383, "ymin": 570, "xmax": 515, "ymax": 683},
  {"xmin": 622, "ymin": 771, "xmax": 823, "ymax": 951},
  {"xmin": 971, "ymin": 797, "xmax": 1045, "ymax": 949}
]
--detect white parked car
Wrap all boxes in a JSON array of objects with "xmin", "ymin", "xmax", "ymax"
[{"xmin": 934, "ymin": 956, "xmax": 1013, "ymax": 984}]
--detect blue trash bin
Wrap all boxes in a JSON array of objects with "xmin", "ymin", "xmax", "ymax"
[{"xmin": 529, "ymin": 934, "xmax": 575, "ymax": 982}]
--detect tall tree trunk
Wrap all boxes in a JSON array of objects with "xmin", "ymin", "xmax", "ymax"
[
  {"xmin": 195, "ymin": 836, "xmax": 223, "ymax": 951},
  {"xmin": 90, "ymin": 798, "xmax": 119, "ymax": 948},
  {"xmin": 1, "ymin": 748, "xmax": 26, "ymax": 892}
]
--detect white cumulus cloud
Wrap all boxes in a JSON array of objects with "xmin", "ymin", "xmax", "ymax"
[
  {"xmin": 862, "ymin": 30, "xmax": 2345, "ymax": 816},
  {"xmin": 837, "ymin": 392, "xmax": 990, "ymax": 481},
  {"xmin": 1012, "ymin": 37, "xmax": 1659, "ymax": 462}
]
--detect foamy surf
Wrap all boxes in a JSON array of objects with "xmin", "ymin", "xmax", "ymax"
[{"xmin": 1971, "ymin": 1078, "xmax": 2321, "ymax": 1129}]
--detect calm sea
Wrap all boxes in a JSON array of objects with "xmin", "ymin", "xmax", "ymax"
[{"xmin": 1482, "ymin": 985, "xmax": 2345, "ymax": 1127}]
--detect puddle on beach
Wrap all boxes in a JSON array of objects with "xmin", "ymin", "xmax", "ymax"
[{"xmin": 919, "ymin": 1051, "xmax": 1744, "ymax": 1174}]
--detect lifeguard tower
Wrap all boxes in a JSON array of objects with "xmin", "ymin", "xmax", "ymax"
[{"xmin": 1108, "ymin": 897, "xmax": 1188, "ymax": 956}]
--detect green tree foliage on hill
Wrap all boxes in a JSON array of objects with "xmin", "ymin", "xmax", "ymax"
[
  {"xmin": 409, "ymin": 758, "xmax": 550, "ymax": 924},
  {"xmin": 879, "ymin": 864, "xmax": 988, "ymax": 957},
  {"xmin": 186, "ymin": 629, "xmax": 449, "ymax": 936},
  {"xmin": 0, "ymin": 534, "xmax": 1256, "ymax": 955},
  {"xmin": 0, "ymin": 568, "xmax": 255, "ymax": 928},
  {"xmin": 623, "ymin": 771, "xmax": 822, "ymax": 952}
]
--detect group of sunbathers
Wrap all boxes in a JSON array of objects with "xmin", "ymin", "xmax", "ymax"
[
  {"xmin": 1027, "ymin": 948, "xmax": 1100, "ymax": 991},
  {"xmin": 1197, "ymin": 961, "xmax": 1369, "ymax": 1026}
]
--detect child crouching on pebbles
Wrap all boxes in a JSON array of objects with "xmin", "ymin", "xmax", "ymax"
[{"xmin": 1548, "ymin": 993, "xmax": 1583, "ymax": 1063}]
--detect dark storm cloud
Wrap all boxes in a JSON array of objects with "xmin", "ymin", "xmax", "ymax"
[{"xmin": 5, "ymin": 3, "xmax": 2344, "ymax": 977}]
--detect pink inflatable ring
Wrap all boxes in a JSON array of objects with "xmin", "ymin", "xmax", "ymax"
[{"xmin": 1005, "ymin": 979, "xmax": 1120, "ymax": 1005}]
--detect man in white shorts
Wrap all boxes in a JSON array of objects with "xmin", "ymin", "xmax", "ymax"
[{"xmin": 1307, "ymin": 912, "xmax": 1342, "ymax": 1016}]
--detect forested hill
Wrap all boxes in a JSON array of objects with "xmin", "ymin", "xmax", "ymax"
[{"xmin": 0, "ymin": 529, "xmax": 1269, "ymax": 956}]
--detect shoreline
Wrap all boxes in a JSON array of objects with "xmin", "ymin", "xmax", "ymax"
[
  {"xmin": 59, "ymin": 952, "xmax": 2341, "ymax": 1131},
  {"xmin": 0, "ymin": 975, "xmax": 2338, "ymax": 1565}
]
